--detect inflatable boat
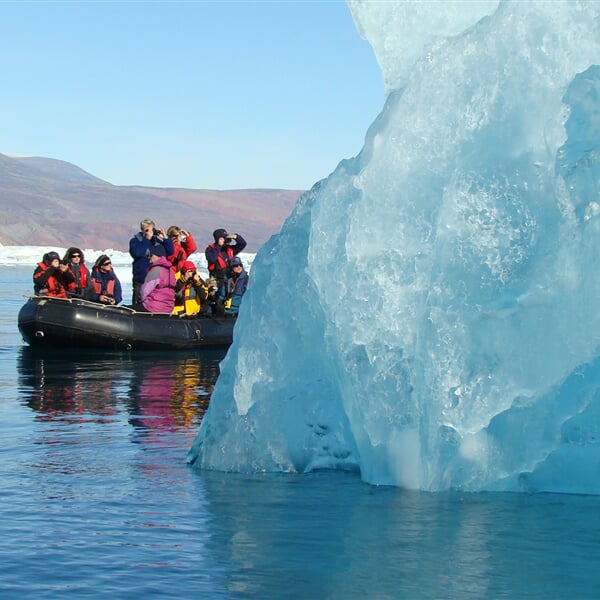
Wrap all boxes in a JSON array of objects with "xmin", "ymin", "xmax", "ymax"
[{"xmin": 18, "ymin": 296, "xmax": 235, "ymax": 350}]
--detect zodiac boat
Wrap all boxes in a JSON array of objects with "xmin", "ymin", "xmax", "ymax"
[{"xmin": 18, "ymin": 296, "xmax": 235, "ymax": 350}]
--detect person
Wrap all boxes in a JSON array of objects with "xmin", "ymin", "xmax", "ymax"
[
  {"xmin": 33, "ymin": 251, "xmax": 75, "ymax": 298},
  {"xmin": 90, "ymin": 254, "xmax": 122, "ymax": 305},
  {"xmin": 173, "ymin": 260, "xmax": 209, "ymax": 316},
  {"xmin": 63, "ymin": 247, "xmax": 93, "ymax": 299},
  {"xmin": 204, "ymin": 277, "xmax": 220, "ymax": 316},
  {"xmin": 219, "ymin": 256, "xmax": 249, "ymax": 316},
  {"xmin": 129, "ymin": 219, "xmax": 174, "ymax": 305},
  {"xmin": 138, "ymin": 245, "xmax": 176, "ymax": 313},
  {"xmin": 166, "ymin": 225, "xmax": 198, "ymax": 273},
  {"xmin": 205, "ymin": 228, "xmax": 247, "ymax": 286}
]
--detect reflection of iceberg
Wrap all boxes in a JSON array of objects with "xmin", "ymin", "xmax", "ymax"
[{"xmin": 188, "ymin": 2, "xmax": 600, "ymax": 493}]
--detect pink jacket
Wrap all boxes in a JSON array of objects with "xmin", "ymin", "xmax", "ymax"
[{"xmin": 141, "ymin": 257, "xmax": 176, "ymax": 312}]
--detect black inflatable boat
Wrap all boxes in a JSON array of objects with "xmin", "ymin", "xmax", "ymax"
[{"xmin": 18, "ymin": 296, "xmax": 235, "ymax": 350}]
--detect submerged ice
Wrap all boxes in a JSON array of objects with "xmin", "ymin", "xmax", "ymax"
[{"xmin": 188, "ymin": 1, "xmax": 600, "ymax": 493}]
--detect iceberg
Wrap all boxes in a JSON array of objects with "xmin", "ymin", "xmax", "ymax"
[{"xmin": 188, "ymin": 1, "xmax": 600, "ymax": 493}]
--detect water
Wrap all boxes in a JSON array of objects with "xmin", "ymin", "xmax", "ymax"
[{"xmin": 2, "ymin": 265, "xmax": 600, "ymax": 598}]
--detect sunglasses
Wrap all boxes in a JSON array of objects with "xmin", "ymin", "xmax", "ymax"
[
  {"xmin": 101, "ymin": 261, "xmax": 112, "ymax": 267},
  {"xmin": 70, "ymin": 254, "xmax": 81, "ymax": 258}
]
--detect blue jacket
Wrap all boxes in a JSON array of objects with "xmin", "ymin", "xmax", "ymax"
[
  {"xmin": 219, "ymin": 268, "xmax": 249, "ymax": 314},
  {"xmin": 129, "ymin": 233, "xmax": 174, "ymax": 284},
  {"xmin": 90, "ymin": 267, "xmax": 123, "ymax": 304}
]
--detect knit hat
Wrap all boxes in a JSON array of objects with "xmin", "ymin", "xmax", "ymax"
[
  {"xmin": 150, "ymin": 244, "xmax": 167, "ymax": 258},
  {"xmin": 213, "ymin": 228, "xmax": 228, "ymax": 241},
  {"xmin": 181, "ymin": 260, "xmax": 196, "ymax": 273},
  {"xmin": 43, "ymin": 251, "xmax": 60, "ymax": 265},
  {"xmin": 94, "ymin": 254, "xmax": 111, "ymax": 269}
]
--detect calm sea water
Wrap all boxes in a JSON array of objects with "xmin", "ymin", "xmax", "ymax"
[{"xmin": 2, "ymin": 265, "xmax": 600, "ymax": 598}]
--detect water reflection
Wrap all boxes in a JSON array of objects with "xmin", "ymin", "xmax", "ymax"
[
  {"xmin": 196, "ymin": 471, "xmax": 600, "ymax": 599},
  {"xmin": 17, "ymin": 346, "xmax": 226, "ymax": 430}
]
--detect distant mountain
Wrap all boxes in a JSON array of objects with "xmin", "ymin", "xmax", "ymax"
[
  {"xmin": 5, "ymin": 155, "xmax": 110, "ymax": 185},
  {"xmin": 0, "ymin": 153, "xmax": 305, "ymax": 253}
]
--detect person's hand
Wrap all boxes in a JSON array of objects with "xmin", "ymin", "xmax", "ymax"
[{"xmin": 58, "ymin": 263, "xmax": 69, "ymax": 272}]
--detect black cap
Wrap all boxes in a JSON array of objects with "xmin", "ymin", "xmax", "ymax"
[
  {"xmin": 150, "ymin": 244, "xmax": 167, "ymax": 258},
  {"xmin": 43, "ymin": 251, "xmax": 60, "ymax": 265},
  {"xmin": 213, "ymin": 228, "xmax": 228, "ymax": 241}
]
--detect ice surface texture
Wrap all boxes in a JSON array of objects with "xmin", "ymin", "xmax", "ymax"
[{"xmin": 188, "ymin": 1, "xmax": 600, "ymax": 493}]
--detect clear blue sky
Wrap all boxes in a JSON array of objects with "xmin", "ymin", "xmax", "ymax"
[{"xmin": 1, "ymin": 0, "xmax": 383, "ymax": 190}]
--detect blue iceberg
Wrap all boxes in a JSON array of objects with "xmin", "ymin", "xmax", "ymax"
[{"xmin": 188, "ymin": 1, "xmax": 600, "ymax": 493}]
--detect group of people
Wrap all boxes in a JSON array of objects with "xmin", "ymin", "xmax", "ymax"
[
  {"xmin": 33, "ymin": 219, "xmax": 249, "ymax": 317},
  {"xmin": 33, "ymin": 249, "xmax": 123, "ymax": 305}
]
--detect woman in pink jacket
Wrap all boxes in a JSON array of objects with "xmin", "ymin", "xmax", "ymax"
[{"xmin": 140, "ymin": 245, "xmax": 176, "ymax": 313}]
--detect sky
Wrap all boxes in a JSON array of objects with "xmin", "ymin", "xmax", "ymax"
[{"xmin": 1, "ymin": 0, "xmax": 383, "ymax": 190}]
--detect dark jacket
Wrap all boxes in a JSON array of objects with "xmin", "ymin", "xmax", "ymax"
[
  {"xmin": 67, "ymin": 263, "xmax": 93, "ymax": 299},
  {"xmin": 129, "ymin": 233, "xmax": 174, "ymax": 284},
  {"xmin": 219, "ymin": 267, "xmax": 249, "ymax": 315},
  {"xmin": 90, "ymin": 267, "xmax": 123, "ymax": 305},
  {"xmin": 33, "ymin": 263, "xmax": 75, "ymax": 298},
  {"xmin": 205, "ymin": 234, "xmax": 247, "ymax": 282}
]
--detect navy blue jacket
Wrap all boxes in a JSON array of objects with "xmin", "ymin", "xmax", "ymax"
[
  {"xmin": 205, "ymin": 234, "xmax": 247, "ymax": 281},
  {"xmin": 129, "ymin": 233, "xmax": 174, "ymax": 284},
  {"xmin": 90, "ymin": 267, "xmax": 123, "ymax": 305}
]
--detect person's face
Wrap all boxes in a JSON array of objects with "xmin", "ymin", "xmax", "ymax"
[
  {"xmin": 142, "ymin": 222, "xmax": 155, "ymax": 237},
  {"xmin": 51, "ymin": 258, "xmax": 59, "ymax": 267},
  {"xmin": 218, "ymin": 236, "xmax": 226, "ymax": 245},
  {"xmin": 70, "ymin": 253, "xmax": 81, "ymax": 262},
  {"xmin": 100, "ymin": 260, "xmax": 112, "ymax": 271},
  {"xmin": 232, "ymin": 264, "xmax": 243, "ymax": 274}
]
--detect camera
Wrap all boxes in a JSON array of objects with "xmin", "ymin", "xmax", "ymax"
[{"xmin": 153, "ymin": 228, "xmax": 160, "ymax": 236}]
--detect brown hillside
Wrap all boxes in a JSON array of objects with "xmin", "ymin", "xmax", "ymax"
[{"xmin": 0, "ymin": 153, "xmax": 304, "ymax": 252}]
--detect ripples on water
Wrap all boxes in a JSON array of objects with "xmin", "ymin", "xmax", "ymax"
[{"xmin": 2, "ymin": 265, "xmax": 600, "ymax": 598}]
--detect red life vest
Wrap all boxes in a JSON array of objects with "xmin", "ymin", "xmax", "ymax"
[
  {"xmin": 168, "ymin": 241, "xmax": 186, "ymax": 272},
  {"xmin": 207, "ymin": 244, "xmax": 234, "ymax": 272},
  {"xmin": 68, "ymin": 264, "xmax": 90, "ymax": 292}
]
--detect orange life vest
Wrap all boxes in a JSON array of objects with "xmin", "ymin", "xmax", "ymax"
[
  {"xmin": 92, "ymin": 278, "xmax": 115, "ymax": 298},
  {"xmin": 34, "ymin": 263, "xmax": 69, "ymax": 299}
]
